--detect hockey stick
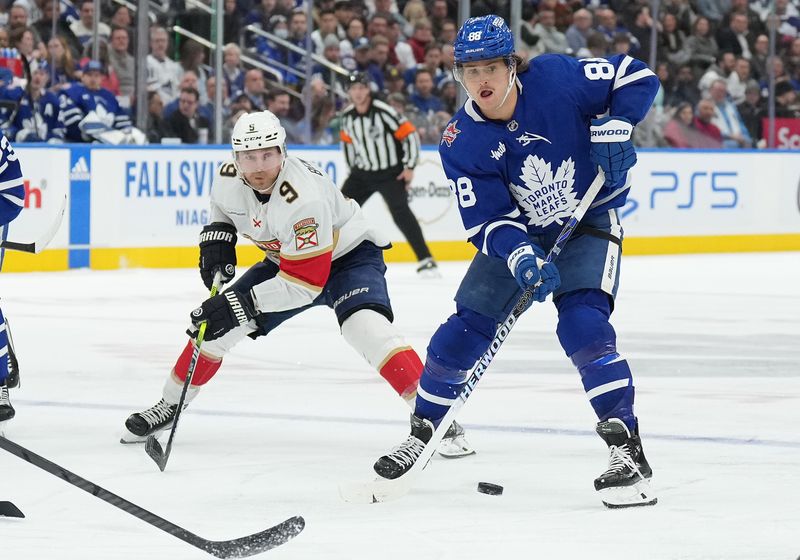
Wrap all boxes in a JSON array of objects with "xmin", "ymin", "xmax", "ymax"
[
  {"xmin": 146, "ymin": 270, "xmax": 224, "ymax": 471},
  {"xmin": 0, "ymin": 436, "xmax": 304, "ymax": 557},
  {"xmin": 1, "ymin": 194, "xmax": 67, "ymax": 254},
  {"xmin": 340, "ymin": 169, "xmax": 607, "ymax": 503},
  {"xmin": 0, "ymin": 500, "xmax": 24, "ymax": 518}
]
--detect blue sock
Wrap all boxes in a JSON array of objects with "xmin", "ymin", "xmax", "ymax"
[{"xmin": 0, "ymin": 307, "xmax": 8, "ymax": 385}]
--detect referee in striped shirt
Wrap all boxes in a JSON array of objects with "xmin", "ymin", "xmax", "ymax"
[{"xmin": 339, "ymin": 72, "xmax": 438, "ymax": 276}]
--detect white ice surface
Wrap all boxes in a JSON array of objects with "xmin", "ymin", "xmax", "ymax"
[{"xmin": 0, "ymin": 253, "xmax": 799, "ymax": 560}]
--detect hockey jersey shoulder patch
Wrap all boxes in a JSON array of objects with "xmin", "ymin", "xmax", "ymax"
[{"xmin": 293, "ymin": 217, "xmax": 319, "ymax": 250}]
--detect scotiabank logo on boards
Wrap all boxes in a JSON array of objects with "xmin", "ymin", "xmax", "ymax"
[{"xmin": 761, "ymin": 118, "xmax": 800, "ymax": 148}]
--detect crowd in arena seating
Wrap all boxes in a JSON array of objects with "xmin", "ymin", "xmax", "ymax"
[{"xmin": 0, "ymin": 0, "xmax": 798, "ymax": 147}]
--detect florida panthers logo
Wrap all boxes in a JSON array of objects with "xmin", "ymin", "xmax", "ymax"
[{"xmin": 509, "ymin": 155, "xmax": 579, "ymax": 228}]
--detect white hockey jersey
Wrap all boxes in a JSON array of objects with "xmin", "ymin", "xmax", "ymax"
[{"xmin": 209, "ymin": 156, "xmax": 391, "ymax": 313}]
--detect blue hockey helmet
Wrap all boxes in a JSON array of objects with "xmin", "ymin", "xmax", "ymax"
[{"xmin": 453, "ymin": 15, "xmax": 514, "ymax": 65}]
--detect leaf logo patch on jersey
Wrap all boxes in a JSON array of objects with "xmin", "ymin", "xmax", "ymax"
[
  {"xmin": 509, "ymin": 156, "xmax": 579, "ymax": 227},
  {"xmin": 441, "ymin": 120, "xmax": 461, "ymax": 147},
  {"xmin": 293, "ymin": 217, "xmax": 319, "ymax": 250}
]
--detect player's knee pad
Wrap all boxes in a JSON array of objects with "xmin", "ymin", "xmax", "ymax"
[
  {"xmin": 427, "ymin": 305, "xmax": 497, "ymax": 373},
  {"xmin": 341, "ymin": 309, "xmax": 422, "ymax": 397},
  {"xmin": 173, "ymin": 339, "xmax": 223, "ymax": 386}
]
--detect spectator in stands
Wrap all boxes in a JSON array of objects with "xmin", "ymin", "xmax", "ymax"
[
  {"xmin": 241, "ymin": 68, "xmax": 267, "ymax": 110},
  {"xmin": 629, "ymin": 6, "xmax": 653, "ymax": 63},
  {"xmin": 47, "ymin": 35, "xmax": 77, "ymax": 90},
  {"xmin": 163, "ymin": 71, "xmax": 200, "ymax": 118},
  {"xmin": 784, "ymin": 37, "xmax": 800, "ymax": 81},
  {"xmin": 724, "ymin": 0, "xmax": 766, "ymax": 37},
  {"xmin": 659, "ymin": 12, "xmax": 686, "ymax": 64},
  {"xmin": 9, "ymin": 26, "xmax": 40, "ymax": 62},
  {"xmin": 727, "ymin": 57, "xmax": 752, "ymax": 104},
  {"xmin": 408, "ymin": 67, "xmax": 442, "ymax": 116},
  {"xmin": 695, "ymin": 0, "xmax": 730, "ymax": 26},
  {"xmin": 439, "ymin": 77, "xmax": 457, "ymax": 114},
  {"xmin": 223, "ymin": 0, "xmax": 242, "ymax": 44},
  {"xmin": 33, "ymin": 0, "xmax": 80, "ymax": 55},
  {"xmin": 147, "ymin": 26, "xmax": 183, "ymax": 104},
  {"xmin": 595, "ymin": 8, "xmax": 632, "ymax": 47},
  {"xmin": 665, "ymin": 63, "xmax": 702, "ymax": 108},
  {"xmin": 312, "ymin": 34, "xmax": 345, "ymax": 93},
  {"xmin": 345, "ymin": 37, "xmax": 383, "ymax": 90},
  {"xmin": 200, "ymin": 76, "xmax": 223, "ymax": 134},
  {"xmin": 663, "ymin": 102, "xmax": 697, "ymax": 147},
  {"xmin": 383, "ymin": 65, "xmax": 406, "ymax": 95},
  {"xmin": 70, "ymin": 0, "xmax": 109, "ymax": 48},
  {"xmin": 402, "ymin": 0, "xmax": 428, "ymax": 35},
  {"xmin": 339, "ymin": 15, "xmax": 366, "ymax": 58},
  {"xmin": 165, "ymin": 87, "xmax": 209, "ymax": 144},
  {"xmin": 286, "ymin": 9, "xmax": 310, "ymax": 74},
  {"xmin": 334, "ymin": 0, "xmax": 355, "ymax": 31},
  {"xmin": 439, "ymin": 19, "xmax": 457, "ymax": 47},
  {"xmin": 716, "ymin": 12, "xmax": 753, "ymax": 60},
  {"xmin": 662, "ymin": 0, "xmax": 696, "ymax": 35},
  {"xmin": 246, "ymin": 0, "xmax": 283, "ymax": 27},
  {"xmin": 146, "ymin": 90, "xmax": 168, "ymax": 143},
  {"xmin": 611, "ymin": 32, "xmax": 633, "ymax": 56},
  {"xmin": 404, "ymin": 42, "xmax": 445, "ymax": 90},
  {"xmin": 406, "ymin": 19, "xmax": 433, "ymax": 65},
  {"xmin": 693, "ymin": 98, "xmax": 724, "ymax": 147},
  {"xmin": 369, "ymin": 36, "xmax": 392, "ymax": 81},
  {"xmin": 428, "ymin": 0, "xmax": 449, "ymax": 38},
  {"xmin": 265, "ymin": 88, "xmax": 300, "ymax": 141},
  {"xmin": 9, "ymin": 2, "xmax": 31, "ymax": 33},
  {"xmin": 392, "ymin": 20, "xmax": 416, "ymax": 71},
  {"xmin": 566, "ymin": 8, "xmax": 593, "ymax": 55},
  {"xmin": 312, "ymin": 8, "xmax": 341, "ymax": 55},
  {"xmin": 180, "ymin": 40, "xmax": 209, "ymax": 104},
  {"xmin": 222, "ymin": 43, "xmax": 245, "ymax": 96},
  {"xmin": 681, "ymin": 16, "xmax": 718, "ymax": 77},
  {"xmin": 708, "ymin": 78, "xmax": 752, "ymax": 148},
  {"xmin": 737, "ymin": 82, "xmax": 764, "ymax": 141},
  {"xmin": 530, "ymin": 8, "xmax": 570, "ymax": 57},
  {"xmin": 750, "ymin": 34, "xmax": 769, "ymax": 81},
  {"xmin": 772, "ymin": 0, "xmax": 800, "ymax": 41},
  {"xmin": 108, "ymin": 27, "xmax": 134, "ymax": 99},
  {"xmin": 110, "ymin": 5, "xmax": 133, "ymax": 34},
  {"xmin": 700, "ymin": 51, "xmax": 736, "ymax": 91},
  {"xmin": 584, "ymin": 32, "xmax": 608, "ymax": 59}
]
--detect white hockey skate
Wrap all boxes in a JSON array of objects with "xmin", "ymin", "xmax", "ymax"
[
  {"xmin": 438, "ymin": 420, "xmax": 475, "ymax": 458},
  {"xmin": 416, "ymin": 258, "xmax": 442, "ymax": 279},
  {"xmin": 0, "ymin": 382, "xmax": 14, "ymax": 437}
]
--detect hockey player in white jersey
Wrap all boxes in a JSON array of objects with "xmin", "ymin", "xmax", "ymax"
[{"xmin": 122, "ymin": 111, "xmax": 472, "ymax": 457}]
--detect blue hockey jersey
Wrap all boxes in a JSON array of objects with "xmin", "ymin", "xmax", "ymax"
[
  {"xmin": 439, "ymin": 54, "xmax": 658, "ymax": 259},
  {"xmin": 59, "ymin": 83, "xmax": 132, "ymax": 142},
  {"xmin": 0, "ymin": 87, "xmax": 66, "ymax": 143},
  {"xmin": 0, "ymin": 134, "xmax": 24, "ymax": 227}
]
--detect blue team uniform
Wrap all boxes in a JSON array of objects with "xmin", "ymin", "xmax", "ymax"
[
  {"xmin": 417, "ymin": 53, "xmax": 658, "ymax": 433},
  {"xmin": 59, "ymin": 83, "xmax": 132, "ymax": 142},
  {"xmin": 0, "ymin": 135, "xmax": 24, "ymax": 387},
  {"xmin": 0, "ymin": 87, "xmax": 66, "ymax": 143}
]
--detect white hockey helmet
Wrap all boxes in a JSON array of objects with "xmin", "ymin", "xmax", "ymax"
[{"xmin": 231, "ymin": 110, "xmax": 287, "ymax": 177}]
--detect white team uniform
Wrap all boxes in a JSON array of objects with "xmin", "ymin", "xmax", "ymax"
[
  {"xmin": 146, "ymin": 55, "xmax": 183, "ymax": 104},
  {"xmin": 209, "ymin": 156, "xmax": 390, "ymax": 314}
]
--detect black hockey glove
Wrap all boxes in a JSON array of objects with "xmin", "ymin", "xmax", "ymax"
[
  {"xmin": 190, "ymin": 290, "xmax": 257, "ymax": 341},
  {"xmin": 199, "ymin": 222, "xmax": 238, "ymax": 290}
]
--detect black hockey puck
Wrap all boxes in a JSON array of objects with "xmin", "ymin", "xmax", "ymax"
[{"xmin": 477, "ymin": 482, "xmax": 503, "ymax": 496}]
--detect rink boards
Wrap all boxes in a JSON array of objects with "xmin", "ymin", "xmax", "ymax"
[{"xmin": 4, "ymin": 144, "xmax": 800, "ymax": 272}]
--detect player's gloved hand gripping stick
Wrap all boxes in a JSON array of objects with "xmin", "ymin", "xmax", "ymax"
[
  {"xmin": 340, "ymin": 169, "xmax": 607, "ymax": 503},
  {"xmin": 146, "ymin": 270, "xmax": 225, "ymax": 471}
]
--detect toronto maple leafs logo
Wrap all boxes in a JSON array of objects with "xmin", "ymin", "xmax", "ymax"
[{"xmin": 509, "ymin": 156, "xmax": 578, "ymax": 227}]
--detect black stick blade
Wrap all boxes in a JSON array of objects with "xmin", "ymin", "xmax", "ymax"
[
  {"xmin": 144, "ymin": 436, "xmax": 167, "ymax": 471},
  {"xmin": 0, "ymin": 501, "xmax": 25, "ymax": 518},
  {"xmin": 202, "ymin": 516, "xmax": 305, "ymax": 559}
]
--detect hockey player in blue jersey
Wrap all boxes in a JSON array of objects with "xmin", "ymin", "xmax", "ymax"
[
  {"xmin": 372, "ymin": 15, "xmax": 659, "ymax": 508},
  {"xmin": 60, "ymin": 60, "xmax": 132, "ymax": 143},
  {"xmin": 0, "ymin": 134, "xmax": 25, "ymax": 433},
  {"xmin": 1, "ymin": 60, "xmax": 66, "ymax": 143}
]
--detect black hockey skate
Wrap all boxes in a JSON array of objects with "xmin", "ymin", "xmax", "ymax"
[
  {"xmin": 416, "ymin": 258, "xmax": 441, "ymax": 278},
  {"xmin": 0, "ymin": 381, "xmax": 14, "ymax": 423},
  {"xmin": 374, "ymin": 413, "xmax": 434, "ymax": 479},
  {"xmin": 594, "ymin": 418, "xmax": 657, "ymax": 508},
  {"xmin": 6, "ymin": 338, "xmax": 19, "ymax": 388},
  {"xmin": 121, "ymin": 398, "xmax": 182, "ymax": 444}
]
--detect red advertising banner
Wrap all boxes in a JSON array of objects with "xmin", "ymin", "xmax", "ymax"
[{"xmin": 761, "ymin": 117, "xmax": 800, "ymax": 149}]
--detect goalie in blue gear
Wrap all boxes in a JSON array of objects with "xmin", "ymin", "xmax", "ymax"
[{"xmin": 372, "ymin": 15, "xmax": 659, "ymax": 509}]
